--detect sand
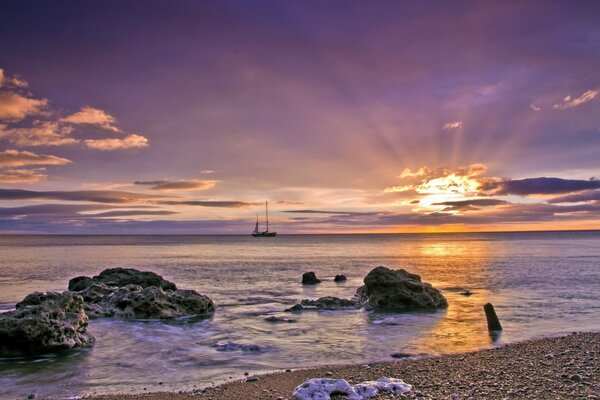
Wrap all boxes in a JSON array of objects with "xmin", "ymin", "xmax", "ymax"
[{"xmin": 89, "ymin": 332, "xmax": 600, "ymax": 400}]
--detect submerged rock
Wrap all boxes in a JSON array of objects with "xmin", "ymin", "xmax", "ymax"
[
  {"xmin": 285, "ymin": 297, "xmax": 359, "ymax": 312},
  {"xmin": 292, "ymin": 377, "xmax": 411, "ymax": 400},
  {"xmin": 213, "ymin": 341, "xmax": 268, "ymax": 353},
  {"xmin": 284, "ymin": 304, "xmax": 305, "ymax": 312},
  {"xmin": 264, "ymin": 315, "xmax": 297, "ymax": 323},
  {"xmin": 0, "ymin": 291, "xmax": 94, "ymax": 356},
  {"xmin": 356, "ymin": 266, "xmax": 447, "ymax": 310},
  {"xmin": 68, "ymin": 267, "xmax": 177, "ymax": 292},
  {"xmin": 301, "ymin": 271, "xmax": 321, "ymax": 285},
  {"xmin": 300, "ymin": 296, "xmax": 359, "ymax": 310},
  {"xmin": 69, "ymin": 268, "xmax": 214, "ymax": 319},
  {"xmin": 334, "ymin": 274, "xmax": 347, "ymax": 282}
]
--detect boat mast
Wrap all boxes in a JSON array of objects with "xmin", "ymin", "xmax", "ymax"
[{"xmin": 265, "ymin": 201, "xmax": 269, "ymax": 233}]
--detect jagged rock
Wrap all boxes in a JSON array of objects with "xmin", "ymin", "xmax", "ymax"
[
  {"xmin": 292, "ymin": 377, "xmax": 412, "ymax": 400},
  {"xmin": 301, "ymin": 271, "xmax": 321, "ymax": 285},
  {"xmin": 0, "ymin": 291, "xmax": 94, "ymax": 356},
  {"xmin": 68, "ymin": 267, "xmax": 177, "ymax": 292},
  {"xmin": 78, "ymin": 284, "xmax": 214, "ymax": 319},
  {"xmin": 334, "ymin": 274, "xmax": 347, "ymax": 282},
  {"xmin": 69, "ymin": 268, "xmax": 214, "ymax": 319},
  {"xmin": 356, "ymin": 266, "xmax": 448, "ymax": 310},
  {"xmin": 300, "ymin": 296, "xmax": 359, "ymax": 310}
]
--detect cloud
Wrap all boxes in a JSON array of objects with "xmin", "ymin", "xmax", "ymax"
[
  {"xmin": 135, "ymin": 179, "xmax": 217, "ymax": 191},
  {"xmin": 61, "ymin": 106, "xmax": 120, "ymax": 132},
  {"xmin": 0, "ymin": 92, "xmax": 48, "ymax": 121},
  {"xmin": 484, "ymin": 177, "xmax": 600, "ymax": 196},
  {"xmin": 529, "ymin": 103, "xmax": 541, "ymax": 112},
  {"xmin": 432, "ymin": 198, "xmax": 509, "ymax": 212},
  {"xmin": 442, "ymin": 121, "xmax": 462, "ymax": 130},
  {"xmin": 0, "ymin": 68, "xmax": 28, "ymax": 88},
  {"xmin": 84, "ymin": 134, "xmax": 149, "ymax": 150},
  {"xmin": 0, "ymin": 168, "xmax": 47, "ymax": 183},
  {"xmin": 284, "ymin": 209, "xmax": 379, "ymax": 216},
  {"xmin": 0, "ymin": 149, "xmax": 71, "ymax": 167},
  {"xmin": 548, "ymin": 190, "xmax": 600, "ymax": 204},
  {"xmin": 157, "ymin": 200, "xmax": 254, "ymax": 208},
  {"xmin": 553, "ymin": 89, "xmax": 598, "ymax": 110},
  {"xmin": 0, "ymin": 121, "xmax": 78, "ymax": 146},
  {"xmin": 0, "ymin": 188, "xmax": 162, "ymax": 203}
]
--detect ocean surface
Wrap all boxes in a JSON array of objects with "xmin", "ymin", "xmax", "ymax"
[{"xmin": 1, "ymin": 231, "xmax": 599, "ymax": 398}]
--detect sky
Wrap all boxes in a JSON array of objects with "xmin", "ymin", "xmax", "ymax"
[{"xmin": 0, "ymin": 0, "xmax": 599, "ymax": 234}]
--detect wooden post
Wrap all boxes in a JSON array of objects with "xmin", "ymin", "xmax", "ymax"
[{"xmin": 483, "ymin": 303, "xmax": 502, "ymax": 331}]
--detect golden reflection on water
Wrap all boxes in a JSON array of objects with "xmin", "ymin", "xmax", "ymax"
[{"xmin": 409, "ymin": 237, "xmax": 503, "ymax": 354}]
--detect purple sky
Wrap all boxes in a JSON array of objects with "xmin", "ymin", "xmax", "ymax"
[{"xmin": 1, "ymin": 1, "xmax": 599, "ymax": 233}]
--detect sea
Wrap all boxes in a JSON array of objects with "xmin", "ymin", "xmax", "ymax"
[{"xmin": 1, "ymin": 231, "xmax": 599, "ymax": 398}]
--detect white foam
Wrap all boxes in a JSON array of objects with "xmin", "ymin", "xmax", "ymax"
[{"xmin": 292, "ymin": 377, "xmax": 412, "ymax": 400}]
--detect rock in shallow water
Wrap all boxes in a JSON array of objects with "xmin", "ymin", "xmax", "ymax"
[
  {"xmin": 69, "ymin": 268, "xmax": 214, "ymax": 319},
  {"xmin": 0, "ymin": 291, "xmax": 94, "ymax": 356},
  {"xmin": 302, "ymin": 271, "xmax": 321, "ymax": 284},
  {"xmin": 68, "ymin": 267, "xmax": 177, "ymax": 292},
  {"xmin": 334, "ymin": 274, "xmax": 347, "ymax": 282},
  {"xmin": 356, "ymin": 266, "xmax": 447, "ymax": 310}
]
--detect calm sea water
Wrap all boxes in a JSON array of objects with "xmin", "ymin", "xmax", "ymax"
[{"xmin": 1, "ymin": 232, "xmax": 599, "ymax": 398}]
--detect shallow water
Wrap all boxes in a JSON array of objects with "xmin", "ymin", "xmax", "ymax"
[{"xmin": 1, "ymin": 232, "xmax": 599, "ymax": 398}]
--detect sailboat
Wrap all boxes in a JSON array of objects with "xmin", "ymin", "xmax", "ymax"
[{"xmin": 252, "ymin": 201, "xmax": 277, "ymax": 237}]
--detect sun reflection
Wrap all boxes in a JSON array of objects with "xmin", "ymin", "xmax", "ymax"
[{"xmin": 407, "ymin": 237, "xmax": 505, "ymax": 354}]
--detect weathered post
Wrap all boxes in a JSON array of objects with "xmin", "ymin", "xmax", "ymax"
[{"xmin": 483, "ymin": 303, "xmax": 502, "ymax": 331}]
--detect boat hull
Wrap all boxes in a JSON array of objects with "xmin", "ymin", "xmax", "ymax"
[{"xmin": 252, "ymin": 232, "xmax": 277, "ymax": 237}]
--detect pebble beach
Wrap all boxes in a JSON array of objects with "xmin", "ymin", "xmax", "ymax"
[{"xmin": 89, "ymin": 332, "xmax": 600, "ymax": 400}]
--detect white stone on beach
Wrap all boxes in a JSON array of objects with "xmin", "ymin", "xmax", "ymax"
[{"xmin": 292, "ymin": 377, "xmax": 412, "ymax": 400}]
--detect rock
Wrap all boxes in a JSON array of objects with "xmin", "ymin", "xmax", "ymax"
[
  {"xmin": 69, "ymin": 268, "xmax": 214, "ymax": 319},
  {"xmin": 214, "ymin": 341, "xmax": 268, "ymax": 353},
  {"xmin": 0, "ymin": 291, "xmax": 94, "ymax": 356},
  {"xmin": 302, "ymin": 271, "xmax": 321, "ymax": 285},
  {"xmin": 284, "ymin": 304, "xmax": 305, "ymax": 312},
  {"xmin": 264, "ymin": 315, "xmax": 297, "ymax": 323},
  {"xmin": 570, "ymin": 374, "xmax": 582, "ymax": 382},
  {"xmin": 68, "ymin": 267, "xmax": 177, "ymax": 292},
  {"xmin": 334, "ymin": 274, "xmax": 347, "ymax": 282},
  {"xmin": 300, "ymin": 297, "xmax": 359, "ymax": 310},
  {"xmin": 355, "ymin": 266, "xmax": 448, "ymax": 310},
  {"xmin": 246, "ymin": 376, "xmax": 259, "ymax": 383},
  {"xmin": 79, "ymin": 284, "xmax": 214, "ymax": 319},
  {"xmin": 68, "ymin": 276, "xmax": 95, "ymax": 292},
  {"xmin": 460, "ymin": 289, "xmax": 473, "ymax": 296},
  {"xmin": 292, "ymin": 377, "xmax": 411, "ymax": 400},
  {"xmin": 390, "ymin": 352, "xmax": 412, "ymax": 359}
]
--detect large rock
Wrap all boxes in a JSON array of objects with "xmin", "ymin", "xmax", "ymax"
[
  {"xmin": 69, "ymin": 268, "xmax": 214, "ymax": 319},
  {"xmin": 68, "ymin": 267, "xmax": 177, "ymax": 292},
  {"xmin": 0, "ymin": 291, "xmax": 94, "ymax": 356},
  {"xmin": 356, "ymin": 266, "xmax": 447, "ymax": 310}
]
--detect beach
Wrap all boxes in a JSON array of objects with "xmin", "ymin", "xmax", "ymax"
[{"xmin": 90, "ymin": 332, "xmax": 600, "ymax": 399}]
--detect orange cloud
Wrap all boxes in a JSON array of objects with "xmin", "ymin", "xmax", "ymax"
[
  {"xmin": 84, "ymin": 134, "xmax": 149, "ymax": 150},
  {"xmin": 0, "ymin": 149, "xmax": 71, "ymax": 167},
  {"xmin": 0, "ymin": 92, "xmax": 48, "ymax": 121},
  {"xmin": 61, "ymin": 106, "xmax": 120, "ymax": 132},
  {"xmin": 0, "ymin": 168, "xmax": 47, "ymax": 183},
  {"xmin": 0, "ymin": 121, "xmax": 78, "ymax": 146},
  {"xmin": 134, "ymin": 179, "xmax": 217, "ymax": 191},
  {"xmin": 553, "ymin": 89, "xmax": 597, "ymax": 110}
]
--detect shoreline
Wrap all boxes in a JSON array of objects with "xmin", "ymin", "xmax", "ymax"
[{"xmin": 88, "ymin": 331, "xmax": 600, "ymax": 400}]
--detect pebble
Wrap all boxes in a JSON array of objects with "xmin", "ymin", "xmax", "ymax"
[
  {"xmin": 570, "ymin": 374, "xmax": 582, "ymax": 382},
  {"xmin": 245, "ymin": 376, "xmax": 259, "ymax": 383}
]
